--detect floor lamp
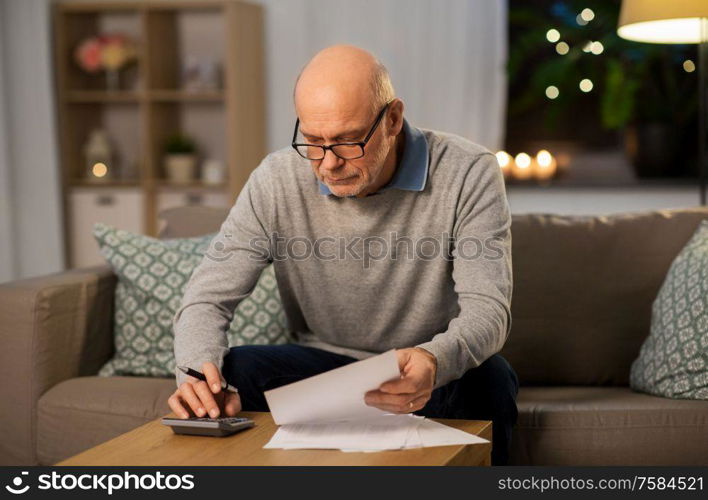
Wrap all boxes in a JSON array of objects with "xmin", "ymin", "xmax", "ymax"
[{"xmin": 617, "ymin": 0, "xmax": 708, "ymax": 205}]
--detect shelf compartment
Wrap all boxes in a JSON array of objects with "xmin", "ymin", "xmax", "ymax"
[
  {"xmin": 56, "ymin": 8, "xmax": 144, "ymax": 92},
  {"xmin": 145, "ymin": 8, "xmax": 224, "ymax": 91},
  {"xmin": 147, "ymin": 101, "xmax": 226, "ymax": 183},
  {"xmin": 63, "ymin": 102, "xmax": 143, "ymax": 184}
]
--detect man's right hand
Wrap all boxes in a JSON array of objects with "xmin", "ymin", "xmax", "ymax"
[{"xmin": 168, "ymin": 362, "xmax": 242, "ymax": 419}]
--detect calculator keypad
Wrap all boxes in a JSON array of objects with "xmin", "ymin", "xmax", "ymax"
[{"xmin": 190, "ymin": 417, "xmax": 250, "ymax": 424}]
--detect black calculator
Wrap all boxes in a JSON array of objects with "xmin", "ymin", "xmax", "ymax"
[{"xmin": 161, "ymin": 416, "xmax": 255, "ymax": 437}]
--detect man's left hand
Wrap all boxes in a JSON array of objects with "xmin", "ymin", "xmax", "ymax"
[{"xmin": 364, "ymin": 347, "xmax": 437, "ymax": 413}]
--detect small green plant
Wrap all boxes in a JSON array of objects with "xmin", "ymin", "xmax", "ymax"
[{"xmin": 165, "ymin": 133, "xmax": 197, "ymax": 155}]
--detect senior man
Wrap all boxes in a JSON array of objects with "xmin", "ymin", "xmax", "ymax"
[{"xmin": 169, "ymin": 45, "xmax": 519, "ymax": 465}]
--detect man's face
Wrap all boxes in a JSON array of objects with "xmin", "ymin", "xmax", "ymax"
[{"xmin": 296, "ymin": 104, "xmax": 392, "ymax": 198}]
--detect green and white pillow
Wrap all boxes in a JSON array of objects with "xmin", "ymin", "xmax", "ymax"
[
  {"xmin": 94, "ymin": 223, "xmax": 288, "ymax": 378},
  {"xmin": 630, "ymin": 220, "xmax": 708, "ymax": 399}
]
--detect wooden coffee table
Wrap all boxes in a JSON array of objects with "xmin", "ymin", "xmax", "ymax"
[{"xmin": 57, "ymin": 412, "xmax": 492, "ymax": 466}]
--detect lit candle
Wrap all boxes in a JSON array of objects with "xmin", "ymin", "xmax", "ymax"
[
  {"xmin": 91, "ymin": 162, "xmax": 109, "ymax": 182},
  {"xmin": 495, "ymin": 151, "xmax": 512, "ymax": 180},
  {"xmin": 512, "ymin": 153, "xmax": 533, "ymax": 180},
  {"xmin": 534, "ymin": 150, "xmax": 557, "ymax": 181}
]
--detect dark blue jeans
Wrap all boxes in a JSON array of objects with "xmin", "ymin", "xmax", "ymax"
[{"xmin": 222, "ymin": 344, "xmax": 519, "ymax": 465}]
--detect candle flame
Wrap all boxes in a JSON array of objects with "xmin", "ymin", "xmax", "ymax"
[{"xmin": 92, "ymin": 162, "xmax": 108, "ymax": 178}]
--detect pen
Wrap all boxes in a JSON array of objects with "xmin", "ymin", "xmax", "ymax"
[{"xmin": 177, "ymin": 365, "xmax": 239, "ymax": 394}]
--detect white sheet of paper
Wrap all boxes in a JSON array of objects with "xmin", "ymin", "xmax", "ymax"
[
  {"xmin": 264, "ymin": 350, "xmax": 400, "ymax": 425},
  {"xmin": 415, "ymin": 418, "xmax": 489, "ymax": 447},
  {"xmin": 263, "ymin": 414, "xmax": 490, "ymax": 452},
  {"xmin": 264, "ymin": 415, "xmax": 423, "ymax": 451}
]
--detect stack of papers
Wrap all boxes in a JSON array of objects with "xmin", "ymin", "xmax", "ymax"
[
  {"xmin": 262, "ymin": 351, "xmax": 489, "ymax": 452},
  {"xmin": 264, "ymin": 414, "xmax": 489, "ymax": 452}
]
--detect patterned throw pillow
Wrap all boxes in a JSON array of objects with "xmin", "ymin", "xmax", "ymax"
[
  {"xmin": 94, "ymin": 223, "xmax": 289, "ymax": 378},
  {"xmin": 630, "ymin": 220, "xmax": 708, "ymax": 399}
]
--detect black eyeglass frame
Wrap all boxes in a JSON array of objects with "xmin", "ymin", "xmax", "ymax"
[{"xmin": 291, "ymin": 100, "xmax": 393, "ymax": 160}]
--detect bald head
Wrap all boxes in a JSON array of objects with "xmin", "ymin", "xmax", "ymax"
[
  {"xmin": 292, "ymin": 46, "xmax": 404, "ymax": 198},
  {"xmin": 294, "ymin": 45, "xmax": 395, "ymax": 117}
]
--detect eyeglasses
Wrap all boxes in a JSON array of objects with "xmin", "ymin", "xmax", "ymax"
[{"xmin": 291, "ymin": 100, "xmax": 393, "ymax": 160}]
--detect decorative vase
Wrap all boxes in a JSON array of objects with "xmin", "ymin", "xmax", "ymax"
[
  {"xmin": 106, "ymin": 69, "xmax": 119, "ymax": 92},
  {"xmin": 201, "ymin": 159, "xmax": 225, "ymax": 185},
  {"xmin": 165, "ymin": 154, "xmax": 197, "ymax": 184}
]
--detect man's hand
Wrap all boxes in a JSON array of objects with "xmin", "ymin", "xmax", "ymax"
[
  {"xmin": 167, "ymin": 362, "xmax": 242, "ymax": 419},
  {"xmin": 364, "ymin": 347, "xmax": 437, "ymax": 413}
]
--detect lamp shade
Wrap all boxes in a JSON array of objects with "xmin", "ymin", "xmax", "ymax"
[{"xmin": 618, "ymin": 0, "xmax": 708, "ymax": 44}]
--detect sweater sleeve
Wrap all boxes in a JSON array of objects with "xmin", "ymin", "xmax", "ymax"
[
  {"xmin": 173, "ymin": 162, "xmax": 274, "ymax": 388},
  {"xmin": 416, "ymin": 152, "xmax": 512, "ymax": 388}
]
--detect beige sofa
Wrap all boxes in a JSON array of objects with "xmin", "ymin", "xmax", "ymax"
[{"xmin": 1, "ymin": 206, "xmax": 708, "ymax": 466}]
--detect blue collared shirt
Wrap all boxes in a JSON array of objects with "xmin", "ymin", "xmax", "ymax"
[{"xmin": 318, "ymin": 118, "xmax": 430, "ymax": 196}]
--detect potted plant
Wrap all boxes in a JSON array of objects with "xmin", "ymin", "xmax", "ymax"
[
  {"xmin": 164, "ymin": 134, "xmax": 198, "ymax": 184},
  {"xmin": 507, "ymin": 0, "xmax": 697, "ymax": 177}
]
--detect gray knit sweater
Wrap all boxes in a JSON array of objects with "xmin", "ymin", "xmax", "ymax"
[{"xmin": 173, "ymin": 123, "xmax": 512, "ymax": 390}]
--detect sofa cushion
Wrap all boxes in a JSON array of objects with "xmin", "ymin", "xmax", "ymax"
[
  {"xmin": 502, "ymin": 208, "xmax": 708, "ymax": 386},
  {"xmin": 37, "ymin": 376, "xmax": 175, "ymax": 465},
  {"xmin": 630, "ymin": 221, "xmax": 708, "ymax": 399},
  {"xmin": 511, "ymin": 386, "xmax": 708, "ymax": 465},
  {"xmin": 94, "ymin": 223, "xmax": 289, "ymax": 378}
]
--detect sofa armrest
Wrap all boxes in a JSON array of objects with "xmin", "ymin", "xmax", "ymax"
[{"xmin": 0, "ymin": 265, "xmax": 116, "ymax": 465}]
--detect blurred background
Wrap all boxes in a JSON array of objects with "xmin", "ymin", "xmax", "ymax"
[{"xmin": 0, "ymin": 0, "xmax": 704, "ymax": 282}]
